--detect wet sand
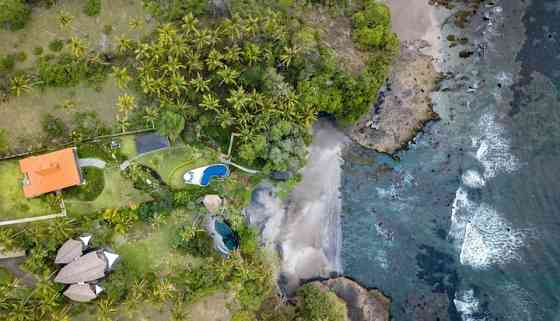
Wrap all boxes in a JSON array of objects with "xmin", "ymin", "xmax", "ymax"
[{"xmin": 386, "ymin": 0, "xmax": 442, "ymax": 58}]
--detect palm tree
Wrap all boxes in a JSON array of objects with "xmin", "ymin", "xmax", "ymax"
[
  {"xmin": 116, "ymin": 94, "xmax": 136, "ymax": 117},
  {"xmin": 190, "ymin": 73, "xmax": 210, "ymax": 93},
  {"xmin": 143, "ymin": 107, "xmax": 159, "ymax": 128},
  {"xmin": 112, "ymin": 66, "xmax": 132, "ymax": 89},
  {"xmin": 128, "ymin": 17, "xmax": 143, "ymax": 30},
  {"xmin": 9, "ymin": 75, "xmax": 32, "ymax": 97},
  {"xmin": 69, "ymin": 37, "xmax": 87, "ymax": 58},
  {"xmin": 169, "ymin": 73, "xmax": 188, "ymax": 96},
  {"xmin": 206, "ymin": 49, "xmax": 224, "ymax": 71},
  {"xmin": 186, "ymin": 51, "xmax": 204, "ymax": 74},
  {"xmin": 217, "ymin": 66, "xmax": 239, "ymax": 86},
  {"xmin": 194, "ymin": 28, "xmax": 213, "ymax": 51},
  {"xmin": 162, "ymin": 56, "xmax": 185, "ymax": 76},
  {"xmin": 97, "ymin": 298, "xmax": 116, "ymax": 321},
  {"xmin": 244, "ymin": 16, "xmax": 260, "ymax": 37},
  {"xmin": 199, "ymin": 93, "xmax": 221, "ymax": 112},
  {"xmin": 243, "ymin": 43, "xmax": 261, "ymax": 65},
  {"xmin": 116, "ymin": 114, "xmax": 130, "ymax": 133},
  {"xmin": 116, "ymin": 35, "xmax": 134, "ymax": 55},
  {"xmin": 57, "ymin": 10, "xmax": 74, "ymax": 30},
  {"xmin": 226, "ymin": 87, "xmax": 251, "ymax": 112},
  {"xmin": 280, "ymin": 46, "xmax": 300, "ymax": 67},
  {"xmin": 224, "ymin": 46, "xmax": 242, "ymax": 64},
  {"xmin": 181, "ymin": 13, "xmax": 199, "ymax": 33}
]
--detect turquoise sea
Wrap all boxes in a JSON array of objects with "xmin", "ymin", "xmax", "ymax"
[{"xmin": 340, "ymin": 0, "xmax": 560, "ymax": 320}]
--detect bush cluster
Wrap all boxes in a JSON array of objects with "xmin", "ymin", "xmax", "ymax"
[
  {"xmin": 84, "ymin": 0, "xmax": 101, "ymax": 16},
  {"xmin": 0, "ymin": 0, "xmax": 31, "ymax": 31}
]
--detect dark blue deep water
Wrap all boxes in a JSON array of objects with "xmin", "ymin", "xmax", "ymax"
[{"xmin": 340, "ymin": 1, "xmax": 560, "ymax": 320}]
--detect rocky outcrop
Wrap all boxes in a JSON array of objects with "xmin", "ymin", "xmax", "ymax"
[
  {"xmin": 350, "ymin": 40, "xmax": 441, "ymax": 154},
  {"xmin": 311, "ymin": 277, "xmax": 391, "ymax": 321}
]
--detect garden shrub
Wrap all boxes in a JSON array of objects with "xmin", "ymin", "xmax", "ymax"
[
  {"xmin": 15, "ymin": 51, "xmax": 26, "ymax": 62},
  {"xmin": 37, "ymin": 54, "xmax": 87, "ymax": 87},
  {"xmin": 296, "ymin": 284, "xmax": 348, "ymax": 321},
  {"xmin": 0, "ymin": 0, "xmax": 31, "ymax": 31},
  {"xmin": 0, "ymin": 129, "xmax": 8, "ymax": 154},
  {"xmin": 84, "ymin": 0, "xmax": 101, "ymax": 16},
  {"xmin": 41, "ymin": 113, "xmax": 68, "ymax": 140},
  {"xmin": 64, "ymin": 167, "xmax": 105, "ymax": 201},
  {"xmin": 48, "ymin": 39, "xmax": 64, "ymax": 52},
  {"xmin": 33, "ymin": 46, "xmax": 44, "ymax": 56},
  {"xmin": 0, "ymin": 54, "xmax": 16, "ymax": 73}
]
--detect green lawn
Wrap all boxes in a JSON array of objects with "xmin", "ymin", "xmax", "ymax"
[
  {"xmin": 0, "ymin": 267, "xmax": 13, "ymax": 285},
  {"xmin": 120, "ymin": 135, "xmax": 138, "ymax": 159},
  {"xmin": 65, "ymin": 167, "xmax": 151, "ymax": 215},
  {"xmin": 0, "ymin": 160, "xmax": 55, "ymax": 221},
  {"xmin": 136, "ymin": 144, "xmax": 219, "ymax": 189}
]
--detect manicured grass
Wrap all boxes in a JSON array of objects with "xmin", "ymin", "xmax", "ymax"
[
  {"xmin": 0, "ymin": 267, "xmax": 13, "ymax": 285},
  {"xmin": 65, "ymin": 167, "xmax": 151, "ymax": 215},
  {"xmin": 116, "ymin": 219, "xmax": 199, "ymax": 277},
  {"xmin": 120, "ymin": 135, "xmax": 138, "ymax": 159},
  {"xmin": 64, "ymin": 167, "xmax": 105, "ymax": 201},
  {"xmin": 136, "ymin": 144, "xmax": 219, "ymax": 189},
  {"xmin": 0, "ymin": 160, "xmax": 54, "ymax": 221}
]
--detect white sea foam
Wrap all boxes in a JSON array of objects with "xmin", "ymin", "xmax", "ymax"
[
  {"xmin": 461, "ymin": 170, "xmax": 486, "ymax": 188},
  {"xmin": 461, "ymin": 203, "xmax": 528, "ymax": 268},
  {"xmin": 454, "ymin": 289, "xmax": 486, "ymax": 321},
  {"xmin": 473, "ymin": 113, "xmax": 521, "ymax": 180},
  {"xmin": 449, "ymin": 185, "xmax": 529, "ymax": 269}
]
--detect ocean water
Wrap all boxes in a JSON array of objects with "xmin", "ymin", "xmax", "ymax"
[{"xmin": 340, "ymin": 1, "xmax": 560, "ymax": 320}]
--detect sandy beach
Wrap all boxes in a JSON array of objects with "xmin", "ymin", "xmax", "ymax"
[{"xmin": 386, "ymin": 0, "xmax": 442, "ymax": 59}]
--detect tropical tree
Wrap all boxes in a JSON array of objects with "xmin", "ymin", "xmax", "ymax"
[
  {"xmin": 112, "ymin": 66, "xmax": 132, "ymax": 89},
  {"xmin": 280, "ymin": 46, "xmax": 300, "ymax": 67},
  {"xmin": 56, "ymin": 10, "xmax": 74, "ymax": 30},
  {"xmin": 143, "ymin": 106, "xmax": 159, "ymax": 128},
  {"xmin": 199, "ymin": 93, "xmax": 221, "ymax": 112},
  {"xmin": 68, "ymin": 37, "xmax": 87, "ymax": 58},
  {"xmin": 217, "ymin": 66, "xmax": 239, "ymax": 86},
  {"xmin": 242, "ymin": 43, "xmax": 261, "ymax": 65},
  {"xmin": 190, "ymin": 73, "xmax": 210, "ymax": 93},
  {"xmin": 116, "ymin": 94, "xmax": 136, "ymax": 118},
  {"xmin": 9, "ymin": 74, "xmax": 32, "ymax": 97},
  {"xmin": 158, "ymin": 110, "xmax": 185, "ymax": 142}
]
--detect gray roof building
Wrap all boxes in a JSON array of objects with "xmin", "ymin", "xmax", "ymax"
[
  {"xmin": 54, "ymin": 251, "xmax": 107, "ymax": 284},
  {"xmin": 55, "ymin": 236, "xmax": 92, "ymax": 264},
  {"xmin": 63, "ymin": 283, "xmax": 104, "ymax": 302}
]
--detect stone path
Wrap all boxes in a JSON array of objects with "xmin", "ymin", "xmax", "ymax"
[{"xmin": 78, "ymin": 158, "xmax": 106, "ymax": 169}]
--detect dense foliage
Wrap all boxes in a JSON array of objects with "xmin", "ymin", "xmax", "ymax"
[
  {"xmin": 0, "ymin": 0, "xmax": 31, "ymax": 31},
  {"xmin": 295, "ymin": 284, "xmax": 348, "ymax": 321},
  {"xmin": 84, "ymin": 0, "xmax": 101, "ymax": 16},
  {"xmin": 123, "ymin": 0, "xmax": 398, "ymax": 172}
]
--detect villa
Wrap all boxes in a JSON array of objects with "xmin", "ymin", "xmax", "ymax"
[{"xmin": 19, "ymin": 147, "xmax": 83, "ymax": 198}]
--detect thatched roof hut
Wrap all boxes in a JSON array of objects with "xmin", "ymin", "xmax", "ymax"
[
  {"xmin": 55, "ymin": 236, "xmax": 92, "ymax": 265},
  {"xmin": 54, "ymin": 251, "xmax": 107, "ymax": 284},
  {"xmin": 63, "ymin": 283, "xmax": 104, "ymax": 302},
  {"xmin": 55, "ymin": 240, "xmax": 84, "ymax": 265}
]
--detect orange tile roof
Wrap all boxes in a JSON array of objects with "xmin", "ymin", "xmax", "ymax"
[{"xmin": 19, "ymin": 148, "xmax": 82, "ymax": 198}]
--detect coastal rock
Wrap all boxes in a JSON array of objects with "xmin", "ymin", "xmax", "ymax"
[
  {"xmin": 311, "ymin": 277, "xmax": 391, "ymax": 321},
  {"xmin": 350, "ymin": 40, "xmax": 441, "ymax": 154}
]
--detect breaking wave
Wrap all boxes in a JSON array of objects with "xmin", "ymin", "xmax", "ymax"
[{"xmin": 454, "ymin": 289, "xmax": 487, "ymax": 321}]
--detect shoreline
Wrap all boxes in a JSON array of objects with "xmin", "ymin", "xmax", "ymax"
[{"xmin": 349, "ymin": 0, "xmax": 444, "ymax": 154}]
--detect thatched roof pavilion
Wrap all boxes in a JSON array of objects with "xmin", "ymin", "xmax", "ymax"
[
  {"xmin": 63, "ymin": 283, "xmax": 104, "ymax": 302},
  {"xmin": 55, "ymin": 236, "xmax": 92, "ymax": 264},
  {"xmin": 54, "ymin": 251, "xmax": 107, "ymax": 284}
]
